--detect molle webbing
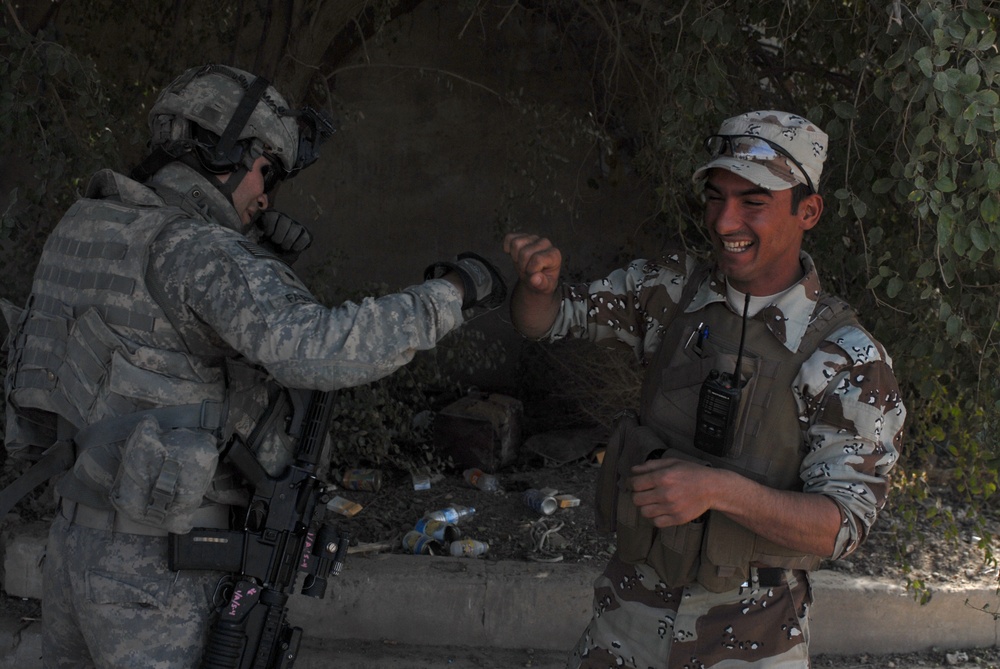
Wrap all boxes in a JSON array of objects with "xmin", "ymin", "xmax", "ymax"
[
  {"xmin": 33, "ymin": 200, "xmax": 180, "ymax": 340},
  {"xmin": 6, "ymin": 199, "xmax": 191, "ymax": 437}
]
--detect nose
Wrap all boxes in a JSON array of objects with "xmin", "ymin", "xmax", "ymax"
[
  {"xmin": 711, "ymin": 197, "xmax": 742, "ymax": 236},
  {"xmin": 258, "ymin": 192, "xmax": 269, "ymax": 210}
]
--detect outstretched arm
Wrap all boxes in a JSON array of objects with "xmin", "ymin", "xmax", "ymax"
[{"xmin": 502, "ymin": 232, "xmax": 563, "ymax": 338}]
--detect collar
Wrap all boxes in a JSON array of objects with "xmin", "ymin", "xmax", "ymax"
[
  {"xmin": 683, "ymin": 251, "xmax": 824, "ymax": 353},
  {"xmin": 85, "ymin": 164, "xmax": 245, "ymax": 234},
  {"xmin": 146, "ymin": 163, "xmax": 246, "ymax": 233}
]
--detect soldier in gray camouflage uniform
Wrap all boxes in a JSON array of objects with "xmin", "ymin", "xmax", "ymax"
[
  {"xmin": 2, "ymin": 64, "xmax": 505, "ymax": 668},
  {"xmin": 504, "ymin": 111, "xmax": 905, "ymax": 668}
]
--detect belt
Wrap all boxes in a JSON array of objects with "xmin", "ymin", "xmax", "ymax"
[
  {"xmin": 750, "ymin": 566, "xmax": 808, "ymax": 588},
  {"xmin": 61, "ymin": 498, "xmax": 229, "ymax": 537}
]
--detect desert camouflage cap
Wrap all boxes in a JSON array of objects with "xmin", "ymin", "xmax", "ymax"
[
  {"xmin": 692, "ymin": 110, "xmax": 828, "ymax": 192},
  {"xmin": 149, "ymin": 64, "xmax": 301, "ymax": 174}
]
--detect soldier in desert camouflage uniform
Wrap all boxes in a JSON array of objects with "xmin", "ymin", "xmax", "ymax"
[
  {"xmin": 1, "ymin": 64, "xmax": 505, "ymax": 668},
  {"xmin": 504, "ymin": 111, "xmax": 905, "ymax": 668}
]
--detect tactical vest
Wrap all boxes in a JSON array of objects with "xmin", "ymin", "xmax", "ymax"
[
  {"xmin": 599, "ymin": 265, "xmax": 858, "ymax": 592},
  {"xmin": 4, "ymin": 194, "xmax": 297, "ymax": 530}
]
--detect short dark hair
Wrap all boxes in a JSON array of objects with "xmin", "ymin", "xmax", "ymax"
[{"xmin": 789, "ymin": 183, "xmax": 813, "ymax": 214}]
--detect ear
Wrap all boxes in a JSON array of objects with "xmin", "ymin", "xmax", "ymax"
[{"xmin": 799, "ymin": 193, "xmax": 823, "ymax": 231}]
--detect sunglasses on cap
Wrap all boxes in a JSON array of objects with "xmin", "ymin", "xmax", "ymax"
[{"xmin": 703, "ymin": 134, "xmax": 815, "ymax": 194}]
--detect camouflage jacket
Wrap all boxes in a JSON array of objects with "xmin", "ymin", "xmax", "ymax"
[
  {"xmin": 545, "ymin": 248, "xmax": 905, "ymax": 560},
  {"xmin": 4, "ymin": 164, "xmax": 465, "ymax": 510}
]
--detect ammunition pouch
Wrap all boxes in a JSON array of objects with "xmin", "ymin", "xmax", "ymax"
[
  {"xmin": 107, "ymin": 414, "xmax": 220, "ymax": 535},
  {"xmin": 694, "ymin": 512, "xmax": 822, "ymax": 592},
  {"xmin": 600, "ymin": 410, "xmax": 821, "ymax": 593}
]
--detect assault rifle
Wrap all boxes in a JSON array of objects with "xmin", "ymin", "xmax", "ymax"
[{"xmin": 168, "ymin": 389, "xmax": 349, "ymax": 669}]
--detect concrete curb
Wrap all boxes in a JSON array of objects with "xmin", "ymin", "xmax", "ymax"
[{"xmin": 3, "ymin": 521, "xmax": 999, "ymax": 666}]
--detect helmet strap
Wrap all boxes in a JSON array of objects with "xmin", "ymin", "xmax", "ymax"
[
  {"xmin": 211, "ymin": 74, "xmax": 271, "ymax": 169},
  {"xmin": 174, "ymin": 152, "xmax": 246, "ymax": 208},
  {"xmin": 212, "ymin": 163, "xmax": 248, "ymax": 206}
]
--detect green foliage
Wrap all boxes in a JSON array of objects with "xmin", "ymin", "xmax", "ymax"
[
  {"xmin": 522, "ymin": 0, "xmax": 1000, "ymax": 595},
  {"xmin": 1, "ymin": 0, "xmax": 999, "ymax": 596},
  {"xmin": 326, "ymin": 327, "xmax": 505, "ymax": 476},
  {"xmin": 0, "ymin": 21, "xmax": 127, "ymax": 474},
  {"xmin": 0, "ymin": 4, "xmax": 502, "ymax": 482},
  {"xmin": 304, "ymin": 272, "xmax": 507, "ymax": 475},
  {"xmin": 0, "ymin": 23, "xmax": 123, "ymax": 304}
]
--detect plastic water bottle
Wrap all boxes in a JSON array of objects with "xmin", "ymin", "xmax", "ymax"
[
  {"xmin": 449, "ymin": 538, "xmax": 489, "ymax": 558},
  {"xmin": 463, "ymin": 468, "xmax": 499, "ymax": 492},
  {"xmin": 423, "ymin": 505, "xmax": 476, "ymax": 524},
  {"xmin": 414, "ymin": 518, "xmax": 462, "ymax": 542}
]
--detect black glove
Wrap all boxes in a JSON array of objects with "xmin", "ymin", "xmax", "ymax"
[
  {"xmin": 255, "ymin": 210, "xmax": 313, "ymax": 263},
  {"xmin": 424, "ymin": 252, "xmax": 508, "ymax": 310}
]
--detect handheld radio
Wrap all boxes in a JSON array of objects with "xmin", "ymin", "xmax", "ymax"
[{"xmin": 694, "ymin": 293, "xmax": 751, "ymax": 457}]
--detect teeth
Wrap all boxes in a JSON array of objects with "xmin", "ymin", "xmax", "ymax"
[{"xmin": 723, "ymin": 240, "xmax": 753, "ymax": 253}]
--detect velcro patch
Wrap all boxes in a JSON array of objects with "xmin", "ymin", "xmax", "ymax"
[{"xmin": 236, "ymin": 239, "xmax": 281, "ymax": 262}]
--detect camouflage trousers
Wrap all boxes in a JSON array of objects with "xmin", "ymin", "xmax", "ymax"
[
  {"xmin": 43, "ymin": 511, "xmax": 225, "ymax": 669},
  {"xmin": 567, "ymin": 554, "xmax": 813, "ymax": 669}
]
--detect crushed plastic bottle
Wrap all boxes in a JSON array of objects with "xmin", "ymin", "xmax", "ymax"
[
  {"xmin": 423, "ymin": 505, "xmax": 476, "ymax": 524},
  {"xmin": 449, "ymin": 538, "xmax": 489, "ymax": 558},
  {"xmin": 463, "ymin": 468, "xmax": 499, "ymax": 492}
]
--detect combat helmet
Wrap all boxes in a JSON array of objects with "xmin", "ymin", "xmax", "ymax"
[{"xmin": 133, "ymin": 64, "xmax": 334, "ymax": 199}]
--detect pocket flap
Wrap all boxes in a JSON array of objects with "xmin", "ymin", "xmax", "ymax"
[{"xmin": 87, "ymin": 569, "xmax": 173, "ymax": 609}]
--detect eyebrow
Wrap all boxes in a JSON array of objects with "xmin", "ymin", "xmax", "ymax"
[{"xmin": 704, "ymin": 181, "xmax": 774, "ymax": 198}]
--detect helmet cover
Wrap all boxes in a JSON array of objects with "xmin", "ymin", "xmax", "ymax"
[{"xmin": 148, "ymin": 64, "xmax": 333, "ymax": 179}]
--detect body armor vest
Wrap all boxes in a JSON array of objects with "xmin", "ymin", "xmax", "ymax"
[
  {"xmin": 601, "ymin": 265, "xmax": 858, "ymax": 592},
  {"xmin": 7, "ymin": 198, "xmax": 205, "ymax": 434},
  {"xmin": 4, "ymin": 187, "xmax": 295, "ymax": 528}
]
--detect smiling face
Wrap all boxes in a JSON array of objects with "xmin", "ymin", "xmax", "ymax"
[{"xmin": 703, "ymin": 168, "xmax": 823, "ymax": 296}]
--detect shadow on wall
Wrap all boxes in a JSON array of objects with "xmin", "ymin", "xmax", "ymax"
[{"xmin": 281, "ymin": 1, "xmax": 659, "ymax": 390}]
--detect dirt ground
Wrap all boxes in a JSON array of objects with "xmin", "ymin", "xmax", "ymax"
[
  {"xmin": 327, "ymin": 451, "xmax": 1000, "ymax": 592},
  {"xmin": 320, "ymin": 445, "xmax": 1000, "ymax": 669},
  {"xmin": 4, "ymin": 437, "xmax": 999, "ymax": 668}
]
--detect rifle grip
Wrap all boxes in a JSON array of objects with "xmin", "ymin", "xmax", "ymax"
[{"xmin": 200, "ymin": 579, "xmax": 261, "ymax": 669}]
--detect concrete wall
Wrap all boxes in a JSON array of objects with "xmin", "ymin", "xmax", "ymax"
[{"xmin": 278, "ymin": 1, "xmax": 659, "ymax": 389}]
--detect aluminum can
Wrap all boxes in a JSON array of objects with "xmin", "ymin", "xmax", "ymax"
[
  {"xmin": 340, "ymin": 468, "xmax": 382, "ymax": 492},
  {"xmin": 523, "ymin": 488, "xmax": 558, "ymax": 516},
  {"xmin": 402, "ymin": 530, "xmax": 444, "ymax": 555},
  {"xmin": 414, "ymin": 518, "xmax": 461, "ymax": 542}
]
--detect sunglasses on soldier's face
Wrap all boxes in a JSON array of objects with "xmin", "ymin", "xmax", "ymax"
[
  {"xmin": 260, "ymin": 156, "xmax": 284, "ymax": 193},
  {"xmin": 704, "ymin": 134, "xmax": 815, "ymax": 194}
]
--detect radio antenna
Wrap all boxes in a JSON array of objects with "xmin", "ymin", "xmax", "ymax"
[{"xmin": 733, "ymin": 292, "xmax": 750, "ymax": 388}]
